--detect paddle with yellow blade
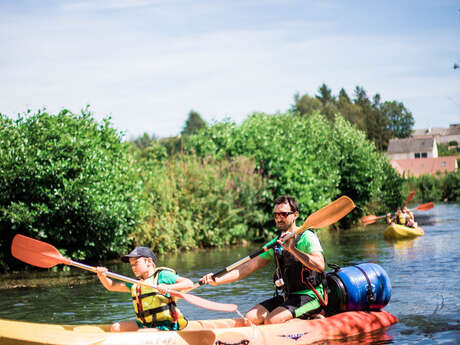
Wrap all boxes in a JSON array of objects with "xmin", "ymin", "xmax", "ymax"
[
  {"xmin": 361, "ymin": 202, "xmax": 434, "ymax": 226},
  {"xmin": 11, "ymin": 234, "xmax": 237, "ymax": 312},
  {"xmin": 191, "ymin": 195, "xmax": 355, "ymax": 290}
]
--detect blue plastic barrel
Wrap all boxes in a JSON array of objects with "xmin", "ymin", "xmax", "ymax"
[{"xmin": 326, "ymin": 263, "xmax": 391, "ymax": 314}]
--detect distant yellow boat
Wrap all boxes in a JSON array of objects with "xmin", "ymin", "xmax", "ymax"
[{"xmin": 384, "ymin": 223, "xmax": 424, "ymax": 240}]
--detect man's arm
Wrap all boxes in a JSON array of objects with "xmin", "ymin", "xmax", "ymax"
[
  {"xmin": 287, "ymin": 249, "xmax": 325, "ymax": 273},
  {"xmin": 279, "ymin": 232, "xmax": 325, "ymax": 273},
  {"xmin": 201, "ymin": 255, "xmax": 270, "ymax": 286}
]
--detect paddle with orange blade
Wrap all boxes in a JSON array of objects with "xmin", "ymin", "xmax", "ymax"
[
  {"xmin": 11, "ymin": 234, "xmax": 237, "ymax": 312},
  {"xmin": 361, "ymin": 202, "xmax": 434, "ymax": 225},
  {"xmin": 192, "ymin": 195, "xmax": 355, "ymax": 290},
  {"xmin": 403, "ymin": 191, "xmax": 415, "ymax": 207}
]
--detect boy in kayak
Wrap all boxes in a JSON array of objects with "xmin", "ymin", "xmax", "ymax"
[
  {"xmin": 96, "ymin": 247, "xmax": 193, "ymax": 332},
  {"xmin": 200, "ymin": 195, "xmax": 326, "ymax": 325}
]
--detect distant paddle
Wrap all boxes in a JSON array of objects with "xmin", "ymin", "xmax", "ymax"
[
  {"xmin": 361, "ymin": 202, "xmax": 434, "ymax": 225},
  {"xmin": 404, "ymin": 191, "xmax": 415, "ymax": 207},
  {"xmin": 11, "ymin": 234, "xmax": 237, "ymax": 312}
]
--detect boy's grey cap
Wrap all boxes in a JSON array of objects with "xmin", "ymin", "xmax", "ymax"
[{"xmin": 122, "ymin": 246, "xmax": 156, "ymax": 264}]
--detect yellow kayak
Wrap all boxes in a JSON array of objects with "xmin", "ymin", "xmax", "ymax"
[
  {"xmin": 384, "ymin": 223, "xmax": 424, "ymax": 240},
  {"xmin": 0, "ymin": 311, "xmax": 397, "ymax": 345}
]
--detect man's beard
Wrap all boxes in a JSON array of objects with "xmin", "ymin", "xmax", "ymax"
[{"xmin": 276, "ymin": 222, "xmax": 291, "ymax": 232}]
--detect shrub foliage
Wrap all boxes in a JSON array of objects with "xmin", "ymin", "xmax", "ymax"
[{"xmin": 0, "ymin": 109, "xmax": 144, "ymax": 271}]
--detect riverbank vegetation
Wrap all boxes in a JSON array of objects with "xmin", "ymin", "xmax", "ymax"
[{"xmin": 1, "ymin": 91, "xmax": 459, "ymax": 271}]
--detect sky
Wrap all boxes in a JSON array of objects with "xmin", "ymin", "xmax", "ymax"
[{"xmin": 1, "ymin": 0, "xmax": 459, "ymax": 140}]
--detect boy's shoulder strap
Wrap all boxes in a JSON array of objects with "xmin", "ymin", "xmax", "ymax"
[{"xmin": 153, "ymin": 266, "xmax": 176, "ymax": 278}]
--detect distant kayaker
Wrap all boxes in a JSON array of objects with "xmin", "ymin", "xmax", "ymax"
[
  {"xmin": 402, "ymin": 206, "xmax": 418, "ymax": 228},
  {"xmin": 386, "ymin": 206, "xmax": 418, "ymax": 228},
  {"xmin": 96, "ymin": 247, "xmax": 193, "ymax": 332},
  {"xmin": 200, "ymin": 195, "xmax": 326, "ymax": 325}
]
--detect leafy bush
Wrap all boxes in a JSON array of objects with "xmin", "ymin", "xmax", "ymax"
[
  {"xmin": 378, "ymin": 160, "xmax": 406, "ymax": 211},
  {"xmin": 416, "ymin": 174, "xmax": 442, "ymax": 202},
  {"xmin": 440, "ymin": 170, "xmax": 460, "ymax": 201},
  {"xmin": 133, "ymin": 155, "xmax": 268, "ymax": 254},
  {"xmin": 0, "ymin": 108, "xmax": 144, "ymax": 271},
  {"xmin": 184, "ymin": 112, "xmax": 391, "ymax": 225}
]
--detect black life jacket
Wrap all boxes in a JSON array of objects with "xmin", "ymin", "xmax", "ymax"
[{"xmin": 273, "ymin": 231, "xmax": 325, "ymax": 295}]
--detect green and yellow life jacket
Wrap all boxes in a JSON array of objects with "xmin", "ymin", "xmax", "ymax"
[{"xmin": 131, "ymin": 267, "xmax": 188, "ymax": 330}]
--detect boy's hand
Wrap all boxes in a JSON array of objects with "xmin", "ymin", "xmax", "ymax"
[
  {"xmin": 156, "ymin": 283, "xmax": 169, "ymax": 295},
  {"xmin": 96, "ymin": 266, "xmax": 108, "ymax": 277}
]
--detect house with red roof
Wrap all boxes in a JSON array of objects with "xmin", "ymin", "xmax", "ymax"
[{"xmin": 386, "ymin": 136, "xmax": 458, "ymax": 177}]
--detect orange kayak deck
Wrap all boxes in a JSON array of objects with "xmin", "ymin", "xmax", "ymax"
[{"xmin": 0, "ymin": 310, "xmax": 398, "ymax": 345}]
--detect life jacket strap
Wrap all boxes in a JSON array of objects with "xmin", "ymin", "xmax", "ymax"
[
  {"xmin": 136, "ymin": 305, "xmax": 170, "ymax": 318},
  {"xmin": 168, "ymin": 298, "xmax": 179, "ymax": 322},
  {"xmin": 132, "ymin": 291, "xmax": 158, "ymax": 300},
  {"xmin": 304, "ymin": 277, "xmax": 328, "ymax": 307}
]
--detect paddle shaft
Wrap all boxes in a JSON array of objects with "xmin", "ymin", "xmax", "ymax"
[
  {"xmin": 65, "ymin": 260, "xmax": 236, "ymax": 312},
  {"xmin": 208, "ymin": 240, "xmax": 280, "ymax": 281},
  {"xmin": 69, "ymin": 260, "xmax": 169, "ymax": 293}
]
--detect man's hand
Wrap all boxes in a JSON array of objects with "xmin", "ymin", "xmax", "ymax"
[
  {"xmin": 278, "ymin": 231, "xmax": 296, "ymax": 253},
  {"xmin": 200, "ymin": 273, "xmax": 219, "ymax": 286}
]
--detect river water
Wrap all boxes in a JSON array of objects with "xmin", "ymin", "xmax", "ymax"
[{"xmin": 0, "ymin": 203, "xmax": 459, "ymax": 344}]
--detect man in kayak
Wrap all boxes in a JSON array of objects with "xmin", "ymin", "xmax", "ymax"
[
  {"xmin": 96, "ymin": 247, "xmax": 193, "ymax": 332},
  {"xmin": 201, "ymin": 195, "xmax": 326, "ymax": 325}
]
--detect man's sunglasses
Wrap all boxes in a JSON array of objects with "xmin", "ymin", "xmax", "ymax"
[{"xmin": 273, "ymin": 211, "xmax": 294, "ymax": 218}]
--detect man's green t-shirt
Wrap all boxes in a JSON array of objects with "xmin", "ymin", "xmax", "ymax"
[{"xmin": 259, "ymin": 230, "xmax": 324, "ymax": 298}]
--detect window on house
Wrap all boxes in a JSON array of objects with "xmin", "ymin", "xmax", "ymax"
[
  {"xmin": 442, "ymin": 161, "xmax": 446, "ymax": 167},
  {"xmin": 414, "ymin": 152, "xmax": 428, "ymax": 158}
]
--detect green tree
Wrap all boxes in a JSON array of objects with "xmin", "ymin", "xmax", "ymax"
[
  {"xmin": 181, "ymin": 110, "xmax": 207, "ymax": 136},
  {"xmin": 381, "ymin": 101, "xmax": 414, "ymax": 138},
  {"xmin": 292, "ymin": 92, "xmax": 322, "ymax": 116},
  {"xmin": 316, "ymin": 83, "xmax": 334, "ymax": 106},
  {"xmin": 132, "ymin": 132, "xmax": 155, "ymax": 151},
  {"xmin": 337, "ymin": 88, "xmax": 365, "ymax": 130}
]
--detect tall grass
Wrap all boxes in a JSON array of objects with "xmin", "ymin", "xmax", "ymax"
[{"xmin": 133, "ymin": 155, "xmax": 269, "ymax": 255}]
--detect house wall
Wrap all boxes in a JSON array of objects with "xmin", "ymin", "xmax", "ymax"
[
  {"xmin": 432, "ymin": 139, "xmax": 438, "ymax": 158},
  {"xmin": 388, "ymin": 153, "xmax": 411, "ymax": 160},
  {"xmin": 438, "ymin": 134, "xmax": 460, "ymax": 145}
]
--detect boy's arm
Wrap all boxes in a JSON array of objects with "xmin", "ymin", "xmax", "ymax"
[
  {"xmin": 96, "ymin": 266, "xmax": 130, "ymax": 292},
  {"xmin": 164, "ymin": 276, "xmax": 194, "ymax": 291}
]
